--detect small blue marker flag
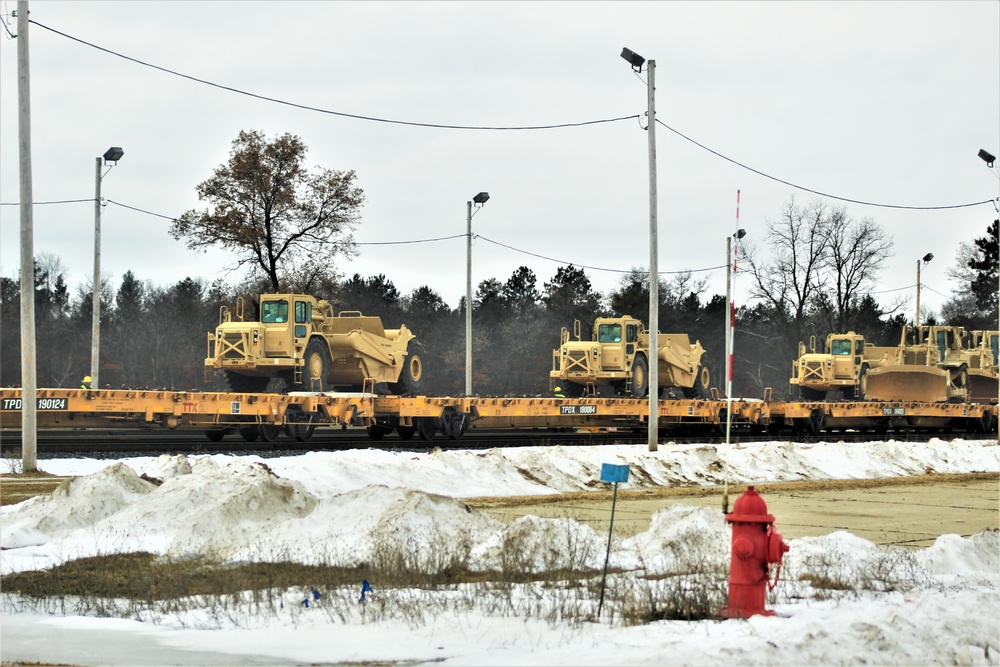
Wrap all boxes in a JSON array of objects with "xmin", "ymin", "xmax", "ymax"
[
  {"xmin": 359, "ymin": 579, "xmax": 373, "ymax": 603},
  {"xmin": 600, "ymin": 463, "xmax": 629, "ymax": 484},
  {"xmin": 311, "ymin": 588, "xmax": 321, "ymax": 601}
]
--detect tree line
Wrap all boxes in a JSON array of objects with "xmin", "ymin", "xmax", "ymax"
[{"xmin": 3, "ymin": 130, "xmax": 996, "ymax": 397}]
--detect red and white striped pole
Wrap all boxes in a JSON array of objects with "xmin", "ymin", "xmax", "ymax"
[
  {"xmin": 723, "ymin": 190, "xmax": 743, "ymax": 514},
  {"xmin": 729, "ymin": 190, "xmax": 740, "ymax": 393}
]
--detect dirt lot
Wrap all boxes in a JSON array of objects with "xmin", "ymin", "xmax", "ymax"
[{"xmin": 468, "ymin": 472, "xmax": 1000, "ymax": 549}]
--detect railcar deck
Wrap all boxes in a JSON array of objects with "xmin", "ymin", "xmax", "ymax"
[{"xmin": 2, "ymin": 388, "xmax": 996, "ymax": 442}]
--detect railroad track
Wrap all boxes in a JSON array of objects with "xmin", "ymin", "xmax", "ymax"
[{"xmin": 0, "ymin": 426, "xmax": 966, "ymax": 458}]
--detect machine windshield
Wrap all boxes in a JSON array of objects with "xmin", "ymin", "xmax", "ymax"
[
  {"xmin": 830, "ymin": 339, "xmax": 852, "ymax": 356},
  {"xmin": 598, "ymin": 324, "xmax": 622, "ymax": 343},
  {"xmin": 261, "ymin": 300, "xmax": 289, "ymax": 323}
]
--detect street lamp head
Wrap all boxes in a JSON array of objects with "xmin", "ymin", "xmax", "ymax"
[
  {"xmin": 102, "ymin": 147, "xmax": 124, "ymax": 164},
  {"xmin": 620, "ymin": 47, "xmax": 645, "ymax": 71},
  {"xmin": 472, "ymin": 192, "xmax": 490, "ymax": 206},
  {"xmin": 922, "ymin": 253, "xmax": 934, "ymax": 263},
  {"xmin": 735, "ymin": 228, "xmax": 746, "ymax": 239},
  {"xmin": 979, "ymin": 149, "xmax": 996, "ymax": 168}
]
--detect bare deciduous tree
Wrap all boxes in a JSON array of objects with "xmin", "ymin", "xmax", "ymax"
[
  {"xmin": 824, "ymin": 208, "xmax": 894, "ymax": 331},
  {"xmin": 744, "ymin": 197, "xmax": 831, "ymax": 345}
]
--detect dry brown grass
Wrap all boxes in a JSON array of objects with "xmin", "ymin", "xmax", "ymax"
[{"xmin": 0, "ymin": 472, "xmax": 66, "ymax": 506}]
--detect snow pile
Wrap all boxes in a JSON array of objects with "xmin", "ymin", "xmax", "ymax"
[
  {"xmin": 7, "ymin": 438, "xmax": 996, "ymax": 499},
  {"xmin": 1, "ymin": 440, "xmax": 997, "ymax": 666}
]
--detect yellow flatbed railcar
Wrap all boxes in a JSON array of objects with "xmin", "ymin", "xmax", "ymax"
[{"xmin": 3, "ymin": 388, "xmax": 995, "ymax": 443}]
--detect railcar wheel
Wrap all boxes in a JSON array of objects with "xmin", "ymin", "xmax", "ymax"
[
  {"xmin": 259, "ymin": 423, "xmax": 282, "ymax": 443},
  {"xmin": 397, "ymin": 425, "xmax": 416, "ymax": 440},
  {"xmin": 286, "ymin": 422, "xmax": 315, "ymax": 442},
  {"xmin": 239, "ymin": 425, "xmax": 260, "ymax": 442},
  {"xmin": 205, "ymin": 429, "xmax": 226, "ymax": 442},
  {"xmin": 367, "ymin": 424, "xmax": 392, "ymax": 440},
  {"xmin": 806, "ymin": 408, "xmax": 825, "ymax": 435},
  {"xmin": 440, "ymin": 408, "xmax": 466, "ymax": 440},
  {"xmin": 631, "ymin": 354, "xmax": 649, "ymax": 398},
  {"xmin": 416, "ymin": 417, "xmax": 437, "ymax": 440}
]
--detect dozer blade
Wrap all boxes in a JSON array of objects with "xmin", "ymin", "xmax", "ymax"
[
  {"xmin": 864, "ymin": 365, "xmax": 952, "ymax": 403},
  {"xmin": 967, "ymin": 371, "xmax": 999, "ymax": 404}
]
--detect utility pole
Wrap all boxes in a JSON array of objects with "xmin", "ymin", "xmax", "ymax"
[
  {"xmin": 17, "ymin": 0, "xmax": 38, "ymax": 472},
  {"xmin": 92, "ymin": 157, "xmax": 103, "ymax": 389},
  {"xmin": 645, "ymin": 58, "xmax": 659, "ymax": 453}
]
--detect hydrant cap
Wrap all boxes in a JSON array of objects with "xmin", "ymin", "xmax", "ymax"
[{"xmin": 726, "ymin": 485, "xmax": 775, "ymax": 524}]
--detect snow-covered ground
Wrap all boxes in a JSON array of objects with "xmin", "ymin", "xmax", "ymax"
[{"xmin": 1, "ymin": 437, "xmax": 998, "ymax": 666}]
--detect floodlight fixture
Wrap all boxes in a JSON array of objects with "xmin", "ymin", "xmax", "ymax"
[
  {"xmin": 466, "ymin": 190, "xmax": 490, "ymax": 396},
  {"xmin": 103, "ymin": 146, "xmax": 124, "ymax": 164},
  {"xmin": 735, "ymin": 228, "xmax": 746, "ymax": 239},
  {"xmin": 979, "ymin": 149, "xmax": 996, "ymax": 168},
  {"xmin": 923, "ymin": 253, "xmax": 934, "ymax": 263},
  {"xmin": 620, "ymin": 47, "xmax": 645, "ymax": 71}
]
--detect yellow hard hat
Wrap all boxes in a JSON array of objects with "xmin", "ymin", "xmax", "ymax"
[
  {"xmin": 554, "ymin": 386, "xmax": 562, "ymax": 391},
  {"xmin": 83, "ymin": 376, "xmax": 92, "ymax": 383}
]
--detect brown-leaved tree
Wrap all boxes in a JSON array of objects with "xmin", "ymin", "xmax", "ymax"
[{"xmin": 170, "ymin": 130, "xmax": 364, "ymax": 291}]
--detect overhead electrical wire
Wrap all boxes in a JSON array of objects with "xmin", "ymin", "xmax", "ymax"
[
  {"xmin": 475, "ymin": 234, "xmax": 726, "ymax": 276},
  {"xmin": 27, "ymin": 20, "xmax": 635, "ymax": 132},
  {"xmin": 23, "ymin": 19, "xmax": 996, "ymax": 211},
  {"xmin": 654, "ymin": 119, "xmax": 994, "ymax": 211},
  {"xmin": 2, "ymin": 19, "xmax": 987, "ymax": 299}
]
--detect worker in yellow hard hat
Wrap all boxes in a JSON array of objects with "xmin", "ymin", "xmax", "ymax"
[
  {"xmin": 553, "ymin": 386, "xmax": 566, "ymax": 398},
  {"xmin": 81, "ymin": 375, "xmax": 92, "ymax": 389}
]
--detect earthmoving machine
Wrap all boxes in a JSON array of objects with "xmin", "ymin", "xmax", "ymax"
[
  {"xmin": 549, "ymin": 315, "xmax": 711, "ymax": 398},
  {"xmin": 863, "ymin": 325, "xmax": 969, "ymax": 403},
  {"xmin": 788, "ymin": 332, "xmax": 898, "ymax": 400},
  {"xmin": 205, "ymin": 293, "xmax": 426, "ymax": 394},
  {"xmin": 966, "ymin": 329, "xmax": 998, "ymax": 403}
]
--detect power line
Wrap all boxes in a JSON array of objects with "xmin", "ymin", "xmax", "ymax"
[
  {"xmin": 106, "ymin": 199, "xmax": 176, "ymax": 221},
  {"xmin": 20, "ymin": 20, "xmax": 992, "ymax": 210},
  {"xmin": 28, "ymin": 20, "xmax": 637, "ymax": 132},
  {"xmin": 655, "ymin": 119, "xmax": 994, "ymax": 211},
  {"xmin": 0, "ymin": 195, "xmax": 969, "ymax": 294},
  {"xmin": 476, "ymin": 234, "xmax": 726, "ymax": 276},
  {"xmin": 0, "ymin": 11, "xmax": 15, "ymax": 39},
  {"xmin": 0, "ymin": 198, "xmax": 92, "ymax": 205}
]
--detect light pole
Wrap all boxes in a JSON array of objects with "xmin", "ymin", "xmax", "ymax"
[
  {"xmin": 978, "ymin": 148, "xmax": 998, "ymax": 415},
  {"xmin": 723, "ymin": 224, "xmax": 746, "ymax": 514},
  {"xmin": 465, "ymin": 191, "xmax": 489, "ymax": 396},
  {"xmin": 620, "ymin": 46, "xmax": 660, "ymax": 452},
  {"xmin": 915, "ymin": 252, "xmax": 933, "ymax": 329},
  {"xmin": 725, "ymin": 229, "xmax": 746, "ymax": 400},
  {"xmin": 91, "ymin": 146, "xmax": 124, "ymax": 390}
]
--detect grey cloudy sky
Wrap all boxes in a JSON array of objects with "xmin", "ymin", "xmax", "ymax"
[{"xmin": 1, "ymin": 1, "xmax": 998, "ymax": 320}]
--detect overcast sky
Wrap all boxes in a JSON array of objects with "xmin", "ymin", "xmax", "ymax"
[{"xmin": 1, "ymin": 1, "xmax": 998, "ymax": 320}]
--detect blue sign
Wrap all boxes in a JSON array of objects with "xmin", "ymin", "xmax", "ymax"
[{"xmin": 600, "ymin": 463, "xmax": 629, "ymax": 484}]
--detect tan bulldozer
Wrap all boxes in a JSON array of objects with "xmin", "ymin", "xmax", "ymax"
[
  {"xmin": 205, "ymin": 293, "xmax": 426, "ymax": 394},
  {"xmin": 788, "ymin": 332, "xmax": 898, "ymax": 400},
  {"xmin": 549, "ymin": 315, "xmax": 712, "ymax": 398},
  {"xmin": 966, "ymin": 329, "xmax": 998, "ymax": 404},
  {"xmin": 863, "ymin": 325, "xmax": 970, "ymax": 403}
]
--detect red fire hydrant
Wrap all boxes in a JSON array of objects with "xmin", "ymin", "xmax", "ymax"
[{"xmin": 720, "ymin": 486, "xmax": 789, "ymax": 618}]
